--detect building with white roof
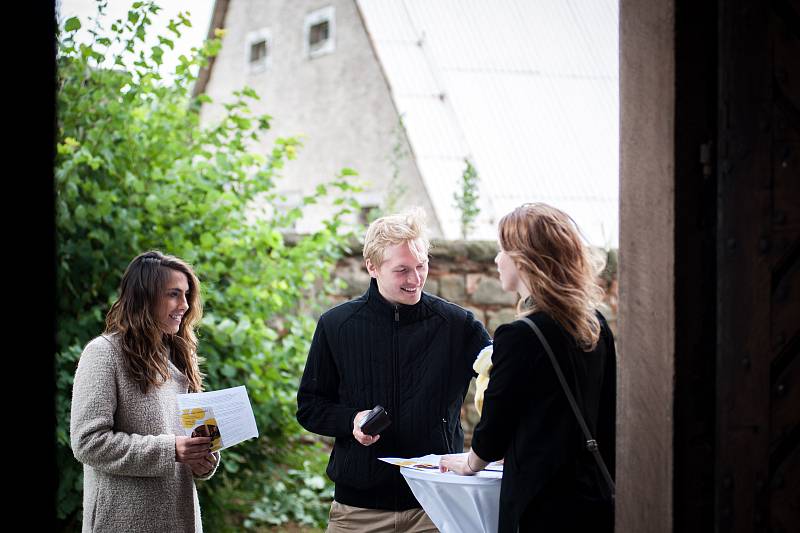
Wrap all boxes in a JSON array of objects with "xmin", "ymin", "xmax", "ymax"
[{"xmin": 195, "ymin": 0, "xmax": 619, "ymax": 246}]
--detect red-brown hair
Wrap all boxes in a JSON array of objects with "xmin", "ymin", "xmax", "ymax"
[{"xmin": 498, "ymin": 203, "xmax": 605, "ymax": 350}]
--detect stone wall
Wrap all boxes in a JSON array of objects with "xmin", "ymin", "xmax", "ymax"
[{"xmin": 330, "ymin": 239, "xmax": 619, "ymax": 446}]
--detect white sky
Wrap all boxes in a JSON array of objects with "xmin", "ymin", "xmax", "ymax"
[{"xmin": 58, "ymin": 0, "xmax": 216, "ymax": 81}]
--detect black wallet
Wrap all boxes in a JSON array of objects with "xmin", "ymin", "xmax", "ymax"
[{"xmin": 359, "ymin": 405, "xmax": 391, "ymax": 435}]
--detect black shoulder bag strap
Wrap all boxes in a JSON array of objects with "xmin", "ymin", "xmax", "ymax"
[{"xmin": 519, "ymin": 316, "xmax": 616, "ymax": 497}]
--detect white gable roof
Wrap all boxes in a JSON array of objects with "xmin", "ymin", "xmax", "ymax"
[{"xmin": 357, "ymin": 0, "xmax": 619, "ymax": 246}]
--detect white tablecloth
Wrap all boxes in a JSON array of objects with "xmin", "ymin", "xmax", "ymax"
[{"xmin": 399, "ymin": 454, "xmax": 502, "ymax": 533}]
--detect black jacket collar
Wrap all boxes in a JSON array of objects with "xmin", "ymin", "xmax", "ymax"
[{"xmin": 364, "ymin": 278, "xmax": 432, "ymax": 323}]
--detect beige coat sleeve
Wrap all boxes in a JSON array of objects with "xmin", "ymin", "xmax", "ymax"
[{"xmin": 70, "ymin": 338, "xmax": 176, "ymax": 477}]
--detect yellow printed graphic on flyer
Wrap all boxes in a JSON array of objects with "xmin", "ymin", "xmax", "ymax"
[{"xmin": 181, "ymin": 406, "xmax": 223, "ymax": 451}]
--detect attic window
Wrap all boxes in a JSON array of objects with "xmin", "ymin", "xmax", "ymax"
[
  {"xmin": 304, "ymin": 6, "xmax": 335, "ymax": 58},
  {"xmin": 245, "ymin": 29, "xmax": 272, "ymax": 73},
  {"xmin": 309, "ymin": 21, "xmax": 329, "ymax": 50},
  {"xmin": 250, "ymin": 40, "xmax": 267, "ymax": 63}
]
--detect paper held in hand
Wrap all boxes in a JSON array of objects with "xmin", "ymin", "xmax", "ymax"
[{"xmin": 177, "ymin": 385, "xmax": 259, "ymax": 452}]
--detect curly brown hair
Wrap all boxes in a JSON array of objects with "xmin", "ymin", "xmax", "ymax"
[
  {"xmin": 499, "ymin": 203, "xmax": 605, "ymax": 351},
  {"xmin": 104, "ymin": 250, "xmax": 204, "ymax": 393}
]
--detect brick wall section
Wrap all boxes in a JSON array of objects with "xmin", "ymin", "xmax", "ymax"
[{"xmin": 329, "ymin": 239, "xmax": 619, "ymax": 447}]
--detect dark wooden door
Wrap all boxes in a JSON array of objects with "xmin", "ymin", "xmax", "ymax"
[{"xmin": 717, "ymin": 1, "xmax": 800, "ymax": 531}]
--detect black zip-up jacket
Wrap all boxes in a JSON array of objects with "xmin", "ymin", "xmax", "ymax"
[{"xmin": 297, "ymin": 278, "xmax": 492, "ymax": 510}]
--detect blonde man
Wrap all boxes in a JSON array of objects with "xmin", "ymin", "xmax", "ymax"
[{"xmin": 297, "ymin": 209, "xmax": 491, "ymax": 532}]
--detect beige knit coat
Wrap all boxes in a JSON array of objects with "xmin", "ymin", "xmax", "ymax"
[{"xmin": 70, "ymin": 334, "xmax": 220, "ymax": 532}]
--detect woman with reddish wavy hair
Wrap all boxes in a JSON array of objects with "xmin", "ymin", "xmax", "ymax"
[
  {"xmin": 441, "ymin": 203, "xmax": 616, "ymax": 533},
  {"xmin": 70, "ymin": 250, "xmax": 220, "ymax": 532}
]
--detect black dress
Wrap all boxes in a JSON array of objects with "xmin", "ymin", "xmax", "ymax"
[{"xmin": 470, "ymin": 311, "xmax": 616, "ymax": 533}]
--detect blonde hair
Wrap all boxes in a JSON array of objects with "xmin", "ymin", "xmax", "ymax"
[
  {"xmin": 498, "ymin": 203, "xmax": 605, "ymax": 351},
  {"xmin": 363, "ymin": 208, "xmax": 431, "ymax": 267}
]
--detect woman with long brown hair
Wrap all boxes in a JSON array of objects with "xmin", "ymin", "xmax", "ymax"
[
  {"xmin": 70, "ymin": 250, "xmax": 219, "ymax": 532},
  {"xmin": 440, "ymin": 203, "xmax": 616, "ymax": 532}
]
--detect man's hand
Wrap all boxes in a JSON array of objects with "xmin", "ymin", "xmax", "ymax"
[{"xmin": 352, "ymin": 410, "xmax": 381, "ymax": 446}]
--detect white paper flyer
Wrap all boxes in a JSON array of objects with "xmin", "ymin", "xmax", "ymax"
[
  {"xmin": 177, "ymin": 385, "xmax": 258, "ymax": 451},
  {"xmin": 379, "ymin": 453, "xmax": 504, "ymax": 474}
]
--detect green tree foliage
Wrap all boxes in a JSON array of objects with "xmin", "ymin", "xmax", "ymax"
[
  {"xmin": 56, "ymin": 2, "xmax": 359, "ymax": 530},
  {"xmin": 453, "ymin": 158, "xmax": 481, "ymax": 239}
]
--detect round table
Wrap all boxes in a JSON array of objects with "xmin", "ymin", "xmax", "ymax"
[{"xmin": 400, "ymin": 456, "xmax": 502, "ymax": 533}]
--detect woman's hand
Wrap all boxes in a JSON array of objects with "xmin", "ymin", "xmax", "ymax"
[
  {"xmin": 189, "ymin": 453, "xmax": 217, "ymax": 477},
  {"xmin": 439, "ymin": 454, "xmax": 475, "ymax": 475},
  {"xmin": 175, "ymin": 435, "xmax": 212, "ymax": 464},
  {"xmin": 439, "ymin": 451, "xmax": 488, "ymax": 476},
  {"xmin": 352, "ymin": 410, "xmax": 381, "ymax": 447}
]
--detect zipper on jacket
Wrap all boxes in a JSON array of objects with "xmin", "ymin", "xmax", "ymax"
[
  {"xmin": 392, "ymin": 303, "xmax": 400, "ymax": 509},
  {"xmin": 441, "ymin": 418, "xmax": 452, "ymax": 453}
]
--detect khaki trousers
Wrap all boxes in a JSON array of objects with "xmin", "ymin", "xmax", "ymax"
[{"xmin": 326, "ymin": 500, "xmax": 439, "ymax": 532}]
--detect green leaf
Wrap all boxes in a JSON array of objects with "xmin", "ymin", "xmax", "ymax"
[
  {"xmin": 74, "ymin": 204, "xmax": 87, "ymax": 223},
  {"xmin": 217, "ymin": 318, "xmax": 236, "ymax": 334},
  {"xmin": 199, "ymin": 233, "xmax": 215, "ymax": 247},
  {"xmin": 221, "ymin": 364, "xmax": 236, "ymax": 378},
  {"xmin": 64, "ymin": 17, "xmax": 81, "ymax": 32},
  {"xmin": 167, "ymin": 20, "xmax": 182, "ymax": 37},
  {"xmin": 242, "ymin": 86, "xmax": 260, "ymax": 99}
]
